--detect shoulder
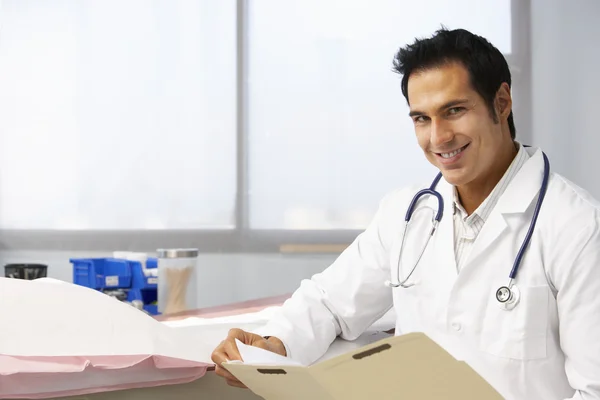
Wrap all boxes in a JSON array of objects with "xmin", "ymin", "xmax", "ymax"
[
  {"xmin": 541, "ymin": 173, "xmax": 600, "ymax": 272},
  {"xmin": 361, "ymin": 181, "xmax": 433, "ymax": 240},
  {"xmin": 542, "ymin": 173, "xmax": 600, "ymax": 295},
  {"xmin": 377, "ymin": 182, "xmax": 430, "ymax": 214},
  {"xmin": 544, "ymin": 172, "xmax": 600, "ymax": 224}
]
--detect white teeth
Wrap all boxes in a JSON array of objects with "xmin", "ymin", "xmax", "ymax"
[{"xmin": 441, "ymin": 146, "xmax": 465, "ymax": 159}]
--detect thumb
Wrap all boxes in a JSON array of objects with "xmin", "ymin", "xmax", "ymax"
[
  {"xmin": 252, "ymin": 336, "xmax": 271, "ymax": 350},
  {"xmin": 230, "ymin": 328, "xmax": 269, "ymax": 350}
]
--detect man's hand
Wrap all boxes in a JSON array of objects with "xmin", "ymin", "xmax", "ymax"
[{"xmin": 211, "ymin": 328, "xmax": 287, "ymax": 388}]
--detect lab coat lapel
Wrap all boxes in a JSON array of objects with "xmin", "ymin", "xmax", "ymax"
[{"xmin": 462, "ymin": 148, "xmax": 546, "ymax": 268}]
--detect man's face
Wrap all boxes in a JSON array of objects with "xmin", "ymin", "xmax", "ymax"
[{"xmin": 407, "ymin": 62, "xmax": 505, "ymax": 187}]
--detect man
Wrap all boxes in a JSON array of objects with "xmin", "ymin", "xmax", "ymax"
[{"xmin": 212, "ymin": 28, "xmax": 600, "ymax": 399}]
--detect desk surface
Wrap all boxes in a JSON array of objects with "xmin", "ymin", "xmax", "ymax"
[{"xmin": 155, "ymin": 293, "xmax": 291, "ymax": 321}]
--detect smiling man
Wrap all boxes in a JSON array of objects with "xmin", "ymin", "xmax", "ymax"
[
  {"xmin": 401, "ymin": 36, "xmax": 520, "ymax": 217},
  {"xmin": 211, "ymin": 28, "xmax": 600, "ymax": 399}
]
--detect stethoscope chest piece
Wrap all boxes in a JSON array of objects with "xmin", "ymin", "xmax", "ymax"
[{"xmin": 496, "ymin": 284, "xmax": 520, "ymax": 311}]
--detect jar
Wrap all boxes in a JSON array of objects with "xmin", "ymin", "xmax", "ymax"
[{"xmin": 156, "ymin": 248, "xmax": 198, "ymax": 314}]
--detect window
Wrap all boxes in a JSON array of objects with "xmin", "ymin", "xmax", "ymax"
[
  {"xmin": 0, "ymin": 0, "xmax": 237, "ymax": 230},
  {"xmin": 247, "ymin": 0, "xmax": 512, "ymax": 230},
  {"xmin": 0, "ymin": 0, "xmax": 524, "ymax": 251}
]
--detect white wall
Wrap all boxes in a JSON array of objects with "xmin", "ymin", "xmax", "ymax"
[{"xmin": 531, "ymin": 0, "xmax": 600, "ymax": 197}]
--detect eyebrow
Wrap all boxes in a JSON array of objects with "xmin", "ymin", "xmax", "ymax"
[{"xmin": 408, "ymin": 99, "xmax": 470, "ymax": 117}]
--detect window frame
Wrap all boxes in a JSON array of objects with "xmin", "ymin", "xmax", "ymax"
[{"xmin": 0, "ymin": 0, "xmax": 531, "ymax": 253}]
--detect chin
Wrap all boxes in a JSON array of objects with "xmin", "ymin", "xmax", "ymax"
[{"xmin": 439, "ymin": 169, "xmax": 468, "ymax": 186}]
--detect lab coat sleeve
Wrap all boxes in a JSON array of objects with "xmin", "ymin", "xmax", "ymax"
[
  {"xmin": 551, "ymin": 214, "xmax": 600, "ymax": 399},
  {"xmin": 251, "ymin": 190, "xmax": 403, "ymax": 366}
]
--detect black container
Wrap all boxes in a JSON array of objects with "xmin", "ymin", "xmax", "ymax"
[{"xmin": 4, "ymin": 264, "xmax": 48, "ymax": 280}]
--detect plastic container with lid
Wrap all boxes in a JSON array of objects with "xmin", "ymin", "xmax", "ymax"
[
  {"xmin": 4, "ymin": 264, "xmax": 47, "ymax": 280},
  {"xmin": 156, "ymin": 248, "xmax": 198, "ymax": 314}
]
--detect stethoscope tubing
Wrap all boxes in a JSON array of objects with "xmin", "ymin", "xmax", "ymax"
[{"xmin": 390, "ymin": 149, "xmax": 550, "ymax": 310}]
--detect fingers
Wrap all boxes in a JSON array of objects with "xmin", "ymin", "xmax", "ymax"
[
  {"xmin": 211, "ymin": 330, "xmax": 244, "ymax": 365},
  {"xmin": 253, "ymin": 338, "xmax": 271, "ymax": 350},
  {"xmin": 212, "ymin": 347, "xmax": 246, "ymax": 388},
  {"xmin": 211, "ymin": 329, "xmax": 255, "ymax": 389},
  {"xmin": 227, "ymin": 328, "xmax": 249, "ymax": 347},
  {"xmin": 223, "ymin": 334, "xmax": 243, "ymax": 361},
  {"xmin": 211, "ymin": 340, "xmax": 228, "ymax": 363},
  {"xmin": 216, "ymin": 366, "xmax": 247, "ymax": 388},
  {"xmin": 215, "ymin": 364, "xmax": 247, "ymax": 388},
  {"xmin": 229, "ymin": 327, "xmax": 270, "ymax": 352},
  {"xmin": 226, "ymin": 378, "xmax": 248, "ymax": 389}
]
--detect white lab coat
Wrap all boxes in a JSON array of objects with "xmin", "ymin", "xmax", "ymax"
[{"xmin": 255, "ymin": 146, "xmax": 600, "ymax": 400}]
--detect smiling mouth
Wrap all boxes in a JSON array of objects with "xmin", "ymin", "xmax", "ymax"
[{"xmin": 437, "ymin": 143, "xmax": 469, "ymax": 159}]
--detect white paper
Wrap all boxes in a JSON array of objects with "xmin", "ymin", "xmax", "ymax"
[
  {"xmin": 232, "ymin": 338, "xmax": 303, "ymax": 366},
  {"xmin": 0, "ymin": 277, "xmax": 215, "ymax": 363},
  {"xmin": 161, "ymin": 306, "xmax": 282, "ymax": 328},
  {"xmin": 0, "ymin": 277, "xmax": 223, "ymax": 399}
]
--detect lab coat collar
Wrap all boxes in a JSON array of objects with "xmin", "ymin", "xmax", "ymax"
[
  {"xmin": 446, "ymin": 146, "xmax": 546, "ymax": 274},
  {"xmin": 420, "ymin": 145, "xmax": 545, "ymax": 246},
  {"xmin": 430, "ymin": 145, "xmax": 545, "ymax": 217},
  {"xmin": 423, "ymin": 146, "xmax": 546, "ymax": 276},
  {"xmin": 493, "ymin": 146, "xmax": 546, "ymax": 215}
]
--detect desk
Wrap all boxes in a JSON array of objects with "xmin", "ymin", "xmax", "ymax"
[
  {"xmin": 28, "ymin": 294, "xmax": 394, "ymax": 400},
  {"xmin": 155, "ymin": 294, "xmax": 291, "ymax": 321}
]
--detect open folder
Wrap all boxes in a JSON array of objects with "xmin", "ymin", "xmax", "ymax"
[{"xmin": 224, "ymin": 332, "xmax": 503, "ymax": 400}]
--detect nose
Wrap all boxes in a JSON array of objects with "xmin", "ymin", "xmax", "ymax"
[{"xmin": 430, "ymin": 119, "xmax": 453, "ymax": 148}]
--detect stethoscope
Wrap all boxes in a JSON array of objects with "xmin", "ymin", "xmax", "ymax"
[{"xmin": 385, "ymin": 150, "xmax": 550, "ymax": 311}]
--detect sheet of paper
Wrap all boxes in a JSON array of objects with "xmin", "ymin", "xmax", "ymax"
[
  {"xmin": 162, "ymin": 306, "xmax": 281, "ymax": 328},
  {"xmin": 232, "ymin": 338, "xmax": 304, "ymax": 366},
  {"xmin": 0, "ymin": 277, "xmax": 215, "ymax": 363}
]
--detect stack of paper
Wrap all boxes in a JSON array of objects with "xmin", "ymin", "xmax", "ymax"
[{"xmin": 0, "ymin": 277, "xmax": 213, "ymax": 399}]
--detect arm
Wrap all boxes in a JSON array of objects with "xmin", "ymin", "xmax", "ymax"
[
  {"xmin": 551, "ymin": 215, "xmax": 600, "ymax": 399},
  {"xmin": 252, "ymin": 190, "xmax": 402, "ymax": 366}
]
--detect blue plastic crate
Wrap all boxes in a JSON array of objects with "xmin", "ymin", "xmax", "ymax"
[
  {"xmin": 131, "ymin": 258, "xmax": 158, "ymax": 290},
  {"xmin": 127, "ymin": 288, "xmax": 159, "ymax": 315},
  {"xmin": 144, "ymin": 304, "xmax": 158, "ymax": 315},
  {"xmin": 70, "ymin": 258, "xmax": 132, "ymax": 290}
]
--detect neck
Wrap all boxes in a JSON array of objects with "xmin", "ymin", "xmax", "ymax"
[{"xmin": 457, "ymin": 141, "xmax": 518, "ymax": 215}]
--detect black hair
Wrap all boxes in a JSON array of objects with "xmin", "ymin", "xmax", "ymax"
[{"xmin": 393, "ymin": 27, "xmax": 516, "ymax": 139}]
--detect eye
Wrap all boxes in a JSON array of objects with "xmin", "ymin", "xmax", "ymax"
[
  {"xmin": 413, "ymin": 115, "xmax": 429, "ymax": 124},
  {"xmin": 447, "ymin": 107, "xmax": 465, "ymax": 116}
]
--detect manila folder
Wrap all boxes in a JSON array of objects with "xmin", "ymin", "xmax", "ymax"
[{"xmin": 224, "ymin": 332, "xmax": 503, "ymax": 400}]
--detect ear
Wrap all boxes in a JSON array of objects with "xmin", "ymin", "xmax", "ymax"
[{"xmin": 495, "ymin": 82, "xmax": 512, "ymax": 120}]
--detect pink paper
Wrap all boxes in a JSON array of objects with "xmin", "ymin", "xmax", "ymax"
[
  {"xmin": 0, "ymin": 278, "xmax": 215, "ymax": 399},
  {"xmin": 0, "ymin": 354, "xmax": 209, "ymax": 399}
]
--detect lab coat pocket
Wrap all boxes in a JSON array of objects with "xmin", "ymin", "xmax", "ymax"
[{"xmin": 479, "ymin": 285, "xmax": 549, "ymax": 360}]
